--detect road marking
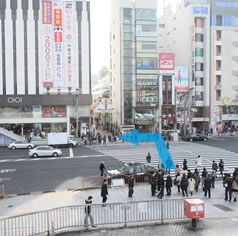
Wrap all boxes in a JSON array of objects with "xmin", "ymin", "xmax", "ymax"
[{"xmin": 69, "ymin": 148, "xmax": 74, "ymax": 158}]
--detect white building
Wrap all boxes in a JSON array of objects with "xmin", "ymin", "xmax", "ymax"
[{"xmin": 0, "ymin": 0, "xmax": 92, "ymax": 143}]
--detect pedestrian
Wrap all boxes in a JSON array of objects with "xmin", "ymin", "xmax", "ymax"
[
  {"xmin": 187, "ymin": 169, "xmax": 193, "ymax": 179},
  {"xmin": 204, "ymin": 174, "xmax": 212, "ymax": 198},
  {"xmin": 157, "ymin": 172, "xmax": 165, "ymax": 199},
  {"xmin": 188, "ymin": 176, "xmax": 196, "ymax": 196},
  {"xmin": 181, "ymin": 173, "xmax": 188, "ymax": 197},
  {"xmin": 146, "ymin": 153, "xmax": 151, "ymax": 163},
  {"xmin": 99, "ymin": 161, "xmax": 106, "ymax": 177},
  {"xmin": 176, "ymin": 173, "xmax": 182, "ymax": 193},
  {"xmin": 128, "ymin": 175, "xmax": 134, "ymax": 198},
  {"xmin": 202, "ymin": 167, "xmax": 207, "ymax": 187},
  {"xmin": 219, "ymin": 159, "xmax": 224, "ymax": 177},
  {"xmin": 98, "ymin": 135, "xmax": 102, "ymax": 144},
  {"xmin": 212, "ymin": 160, "xmax": 218, "ymax": 173},
  {"xmin": 166, "ymin": 173, "xmax": 172, "ymax": 196},
  {"xmin": 108, "ymin": 135, "xmax": 112, "ymax": 143},
  {"xmin": 150, "ymin": 172, "xmax": 158, "ymax": 196},
  {"xmin": 101, "ymin": 179, "xmax": 108, "ymax": 206},
  {"xmin": 84, "ymin": 196, "xmax": 96, "ymax": 228},
  {"xmin": 194, "ymin": 169, "xmax": 200, "ymax": 192},
  {"xmin": 211, "ymin": 170, "xmax": 216, "ymax": 188},
  {"xmin": 232, "ymin": 175, "xmax": 238, "ymax": 202},
  {"xmin": 103, "ymin": 135, "xmax": 106, "ymax": 145},
  {"xmin": 196, "ymin": 155, "xmax": 202, "ymax": 170},
  {"xmin": 175, "ymin": 164, "xmax": 180, "ymax": 177},
  {"xmin": 113, "ymin": 135, "xmax": 117, "ymax": 142},
  {"xmin": 183, "ymin": 159, "xmax": 188, "ymax": 171},
  {"xmin": 224, "ymin": 174, "xmax": 233, "ymax": 202}
]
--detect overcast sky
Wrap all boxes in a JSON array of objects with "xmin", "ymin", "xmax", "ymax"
[{"xmin": 90, "ymin": 0, "xmax": 180, "ymax": 74}]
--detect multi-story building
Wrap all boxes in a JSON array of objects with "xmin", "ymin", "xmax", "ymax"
[
  {"xmin": 159, "ymin": 0, "xmax": 211, "ymax": 133},
  {"xmin": 210, "ymin": 0, "xmax": 238, "ymax": 133},
  {"xmin": 0, "ymin": 0, "xmax": 92, "ymax": 143},
  {"xmin": 110, "ymin": 0, "xmax": 158, "ymax": 134}
]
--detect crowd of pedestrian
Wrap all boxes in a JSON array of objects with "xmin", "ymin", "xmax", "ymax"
[{"xmin": 83, "ymin": 133, "xmax": 119, "ymax": 145}]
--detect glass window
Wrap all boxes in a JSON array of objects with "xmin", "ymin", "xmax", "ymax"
[
  {"xmin": 123, "ymin": 24, "xmax": 131, "ymax": 33},
  {"xmin": 124, "ymin": 41, "xmax": 132, "ymax": 49},
  {"xmin": 124, "ymin": 58, "xmax": 132, "ymax": 65},
  {"xmin": 195, "ymin": 77, "xmax": 203, "ymax": 86},
  {"xmin": 216, "ymin": 15, "xmax": 222, "ymax": 26},
  {"xmin": 123, "ymin": 8, "xmax": 132, "ymax": 17},
  {"xmin": 124, "ymin": 65, "xmax": 132, "ymax": 73},
  {"xmin": 124, "ymin": 32, "xmax": 131, "ymax": 40},
  {"xmin": 195, "ymin": 92, "xmax": 203, "ymax": 101},
  {"xmin": 124, "ymin": 48, "xmax": 132, "ymax": 57},
  {"xmin": 136, "ymin": 9, "xmax": 157, "ymax": 20},
  {"xmin": 195, "ymin": 48, "xmax": 204, "ymax": 57},
  {"xmin": 195, "ymin": 63, "xmax": 203, "ymax": 71},
  {"xmin": 141, "ymin": 25, "xmax": 157, "ymax": 32},
  {"xmin": 195, "ymin": 33, "xmax": 203, "ymax": 42},
  {"xmin": 124, "ymin": 18, "xmax": 131, "ymax": 24}
]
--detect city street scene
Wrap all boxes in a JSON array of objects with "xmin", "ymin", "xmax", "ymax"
[{"xmin": 0, "ymin": 0, "xmax": 238, "ymax": 235}]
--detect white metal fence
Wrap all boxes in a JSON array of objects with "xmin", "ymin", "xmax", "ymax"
[{"xmin": 0, "ymin": 198, "xmax": 185, "ymax": 236}]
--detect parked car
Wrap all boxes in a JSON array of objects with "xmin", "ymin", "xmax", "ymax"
[
  {"xmin": 106, "ymin": 162, "xmax": 156, "ymax": 177},
  {"xmin": 8, "ymin": 141, "xmax": 34, "ymax": 150},
  {"xmin": 29, "ymin": 146, "xmax": 62, "ymax": 158},
  {"xmin": 182, "ymin": 133, "xmax": 208, "ymax": 142}
]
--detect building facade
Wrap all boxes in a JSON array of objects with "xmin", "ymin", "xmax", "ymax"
[
  {"xmin": 110, "ymin": 0, "xmax": 158, "ymax": 134},
  {"xmin": 0, "ymin": 0, "xmax": 92, "ymax": 138},
  {"xmin": 210, "ymin": 0, "xmax": 238, "ymax": 133}
]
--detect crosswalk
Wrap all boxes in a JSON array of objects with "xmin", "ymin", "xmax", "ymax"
[{"xmin": 89, "ymin": 141, "xmax": 238, "ymax": 177}]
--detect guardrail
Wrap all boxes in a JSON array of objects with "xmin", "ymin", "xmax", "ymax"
[{"xmin": 0, "ymin": 198, "xmax": 185, "ymax": 236}]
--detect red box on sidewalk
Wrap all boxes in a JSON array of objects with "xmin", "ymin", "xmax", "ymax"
[{"xmin": 184, "ymin": 199, "xmax": 204, "ymax": 219}]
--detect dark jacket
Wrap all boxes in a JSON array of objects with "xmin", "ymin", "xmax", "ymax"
[
  {"xmin": 204, "ymin": 176, "xmax": 211, "ymax": 188},
  {"xmin": 101, "ymin": 183, "xmax": 108, "ymax": 197},
  {"xmin": 166, "ymin": 175, "xmax": 172, "ymax": 188},
  {"xmin": 158, "ymin": 174, "xmax": 165, "ymax": 187},
  {"xmin": 219, "ymin": 161, "xmax": 224, "ymax": 171},
  {"xmin": 212, "ymin": 163, "xmax": 218, "ymax": 172},
  {"xmin": 99, "ymin": 163, "xmax": 105, "ymax": 171},
  {"xmin": 202, "ymin": 170, "xmax": 207, "ymax": 178},
  {"xmin": 225, "ymin": 177, "xmax": 233, "ymax": 189},
  {"xmin": 128, "ymin": 178, "xmax": 134, "ymax": 188},
  {"xmin": 181, "ymin": 175, "xmax": 188, "ymax": 187},
  {"xmin": 85, "ymin": 199, "xmax": 92, "ymax": 214}
]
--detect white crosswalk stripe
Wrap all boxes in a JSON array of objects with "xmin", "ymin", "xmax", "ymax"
[{"xmin": 90, "ymin": 142, "xmax": 238, "ymax": 177}]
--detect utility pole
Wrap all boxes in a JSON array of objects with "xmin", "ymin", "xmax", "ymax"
[
  {"xmin": 75, "ymin": 89, "xmax": 79, "ymax": 138},
  {"xmin": 157, "ymin": 75, "xmax": 162, "ymax": 133}
]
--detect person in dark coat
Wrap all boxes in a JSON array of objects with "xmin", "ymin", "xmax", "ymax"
[
  {"xmin": 128, "ymin": 175, "xmax": 134, "ymax": 198},
  {"xmin": 202, "ymin": 167, "xmax": 208, "ymax": 187},
  {"xmin": 84, "ymin": 196, "xmax": 96, "ymax": 228},
  {"xmin": 98, "ymin": 135, "xmax": 102, "ymax": 144},
  {"xmin": 150, "ymin": 172, "xmax": 158, "ymax": 196},
  {"xmin": 166, "ymin": 173, "xmax": 172, "ymax": 196},
  {"xmin": 194, "ymin": 169, "xmax": 200, "ymax": 192},
  {"xmin": 99, "ymin": 161, "xmax": 106, "ymax": 176},
  {"xmin": 224, "ymin": 173, "xmax": 233, "ymax": 201},
  {"xmin": 157, "ymin": 173, "xmax": 165, "ymax": 199},
  {"xmin": 183, "ymin": 159, "xmax": 188, "ymax": 171},
  {"xmin": 187, "ymin": 170, "xmax": 193, "ymax": 179},
  {"xmin": 101, "ymin": 179, "xmax": 108, "ymax": 206},
  {"xmin": 181, "ymin": 173, "xmax": 188, "ymax": 197},
  {"xmin": 219, "ymin": 159, "xmax": 224, "ymax": 177},
  {"xmin": 108, "ymin": 135, "xmax": 112, "ymax": 143},
  {"xmin": 146, "ymin": 153, "xmax": 151, "ymax": 163},
  {"xmin": 204, "ymin": 174, "xmax": 212, "ymax": 198},
  {"xmin": 212, "ymin": 160, "xmax": 218, "ymax": 173},
  {"xmin": 103, "ymin": 135, "xmax": 107, "ymax": 145}
]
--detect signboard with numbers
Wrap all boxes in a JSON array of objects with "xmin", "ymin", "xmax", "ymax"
[{"xmin": 159, "ymin": 53, "xmax": 174, "ymax": 72}]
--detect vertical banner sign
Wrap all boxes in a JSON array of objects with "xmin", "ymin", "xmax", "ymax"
[
  {"xmin": 63, "ymin": 1, "xmax": 75, "ymax": 88},
  {"xmin": 210, "ymin": 105, "xmax": 217, "ymax": 134},
  {"xmin": 191, "ymin": 24, "xmax": 196, "ymax": 97},
  {"xmin": 42, "ymin": 1, "xmax": 53, "ymax": 88},
  {"xmin": 159, "ymin": 53, "xmax": 174, "ymax": 71},
  {"xmin": 53, "ymin": 1, "xmax": 64, "ymax": 87}
]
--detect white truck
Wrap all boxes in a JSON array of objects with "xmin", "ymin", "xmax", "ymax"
[{"xmin": 48, "ymin": 132, "xmax": 77, "ymax": 148}]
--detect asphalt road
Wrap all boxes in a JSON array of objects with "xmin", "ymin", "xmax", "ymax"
[
  {"xmin": 198, "ymin": 136, "xmax": 238, "ymax": 153},
  {"xmin": 0, "ymin": 145, "xmax": 123, "ymax": 195}
]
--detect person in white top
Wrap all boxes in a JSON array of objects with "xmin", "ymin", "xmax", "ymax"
[
  {"xmin": 188, "ymin": 177, "xmax": 196, "ymax": 196},
  {"xmin": 196, "ymin": 155, "xmax": 202, "ymax": 170}
]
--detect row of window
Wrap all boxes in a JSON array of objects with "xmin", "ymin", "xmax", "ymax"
[{"xmin": 212, "ymin": 15, "xmax": 238, "ymax": 26}]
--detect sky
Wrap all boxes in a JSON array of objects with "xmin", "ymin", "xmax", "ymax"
[{"xmin": 90, "ymin": 0, "xmax": 180, "ymax": 75}]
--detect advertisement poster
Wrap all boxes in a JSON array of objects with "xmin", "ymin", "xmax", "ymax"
[
  {"xmin": 174, "ymin": 66, "xmax": 189, "ymax": 90},
  {"xmin": 135, "ymin": 113, "xmax": 154, "ymax": 125},
  {"xmin": 42, "ymin": 1, "xmax": 53, "ymax": 88},
  {"xmin": 53, "ymin": 1, "xmax": 64, "ymax": 87},
  {"xmin": 42, "ymin": 105, "xmax": 66, "ymax": 117},
  {"xmin": 63, "ymin": 1, "xmax": 75, "ymax": 88},
  {"xmin": 210, "ymin": 106, "xmax": 217, "ymax": 134},
  {"xmin": 159, "ymin": 53, "xmax": 174, "ymax": 71},
  {"xmin": 136, "ymin": 58, "xmax": 157, "ymax": 70}
]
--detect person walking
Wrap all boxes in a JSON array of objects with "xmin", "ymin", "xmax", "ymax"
[
  {"xmin": 183, "ymin": 159, "xmax": 188, "ymax": 171},
  {"xmin": 181, "ymin": 173, "xmax": 189, "ymax": 197},
  {"xmin": 108, "ymin": 135, "xmax": 112, "ymax": 143},
  {"xmin": 204, "ymin": 174, "xmax": 212, "ymax": 198},
  {"xmin": 103, "ymin": 135, "xmax": 107, "ymax": 145},
  {"xmin": 128, "ymin": 175, "xmax": 134, "ymax": 198},
  {"xmin": 196, "ymin": 155, "xmax": 202, "ymax": 171},
  {"xmin": 212, "ymin": 160, "xmax": 218, "ymax": 173},
  {"xmin": 232, "ymin": 175, "xmax": 238, "ymax": 202},
  {"xmin": 150, "ymin": 172, "xmax": 158, "ymax": 196},
  {"xmin": 211, "ymin": 170, "xmax": 216, "ymax": 188},
  {"xmin": 224, "ymin": 174, "xmax": 233, "ymax": 202},
  {"xmin": 99, "ymin": 161, "xmax": 106, "ymax": 177},
  {"xmin": 202, "ymin": 167, "xmax": 208, "ymax": 187},
  {"xmin": 84, "ymin": 196, "xmax": 96, "ymax": 228},
  {"xmin": 146, "ymin": 153, "xmax": 151, "ymax": 163},
  {"xmin": 219, "ymin": 159, "xmax": 224, "ymax": 177},
  {"xmin": 157, "ymin": 172, "xmax": 165, "ymax": 199},
  {"xmin": 166, "ymin": 173, "xmax": 172, "ymax": 196},
  {"xmin": 101, "ymin": 179, "xmax": 108, "ymax": 206},
  {"xmin": 188, "ymin": 176, "xmax": 196, "ymax": 196},
  {"xmin": 175, "ymin": 164, "xmax": 180, "ymax": 177},
  {"xmin": 176, "ymin": 173, "xmax": 182, "ymax": 193},
  {"xmin": 194, "ymin": 169, "xmax": 200, "ymax": 192}
]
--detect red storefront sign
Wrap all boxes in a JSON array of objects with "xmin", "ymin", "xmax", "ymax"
[
  {"xmin": 159, "ymin": 53, "xmax": 174, "ymax": 71},
  {"xmin": 54, "ymin": 32, "xmax": 62, "ymax": 42},
  {"xmin": 42, "ymin": 1, "xmax": 52, "ymax": 24}
]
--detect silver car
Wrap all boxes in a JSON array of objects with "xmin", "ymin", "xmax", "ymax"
[
  {"xmin": 8, "ymin": 141, "xmax": 35, "ymax": 150},
  {"xmin": 29, "ymin": 146, "xmax": 62, "ymax": 158}
]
